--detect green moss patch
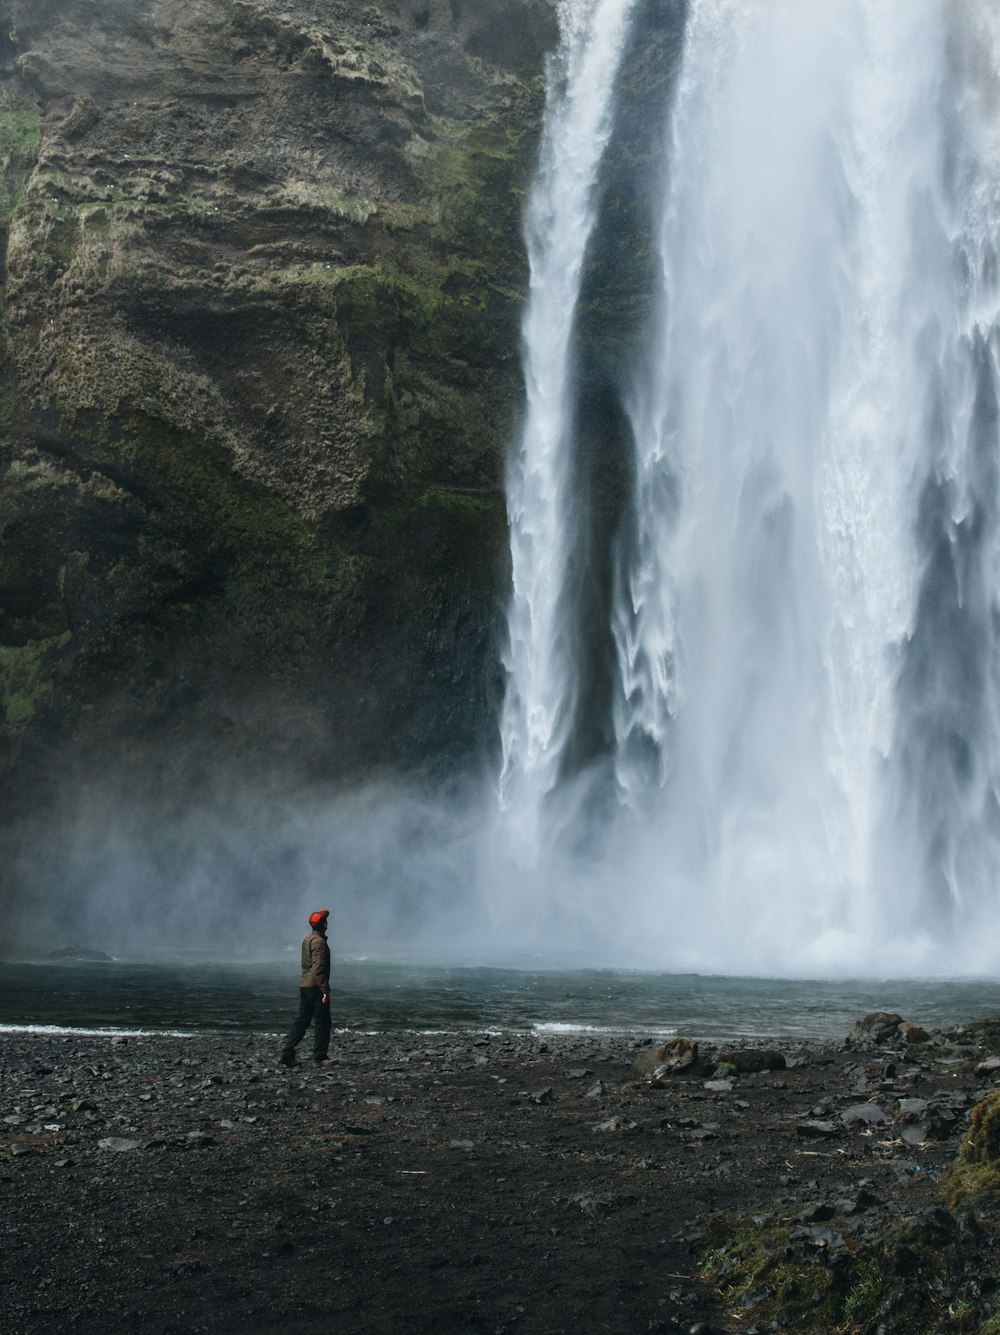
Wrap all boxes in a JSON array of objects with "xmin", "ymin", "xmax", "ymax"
[
  {"xmin": 949, "ymin": 1090, "xmax": 1000, "ymax": 1205},
  {"xmin": 0, "ymin": 100, "xmax": 42, "ymax": 221},
  {"xmin": 0, "ymin": 633, "xmax": 71, "ymax": 727},
  {"xmin": 697, "ymin": 1206, "xmax": 992, "ymax": 1334},
  {"xmin": 106, "ymin": 413, "xmax": 343, "ymax": 664}
]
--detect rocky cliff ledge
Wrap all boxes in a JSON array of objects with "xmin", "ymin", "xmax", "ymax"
[{"xmin": 0, "ymin": 0, "xmax": 555, "ymax": 844}]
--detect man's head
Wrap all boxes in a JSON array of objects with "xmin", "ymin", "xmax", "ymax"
[{"xmin": 308, "ymin": 909, "xmax": 330, "ymax": 930}]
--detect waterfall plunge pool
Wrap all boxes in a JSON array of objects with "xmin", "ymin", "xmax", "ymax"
[{"xmin": 1, "ymin": 956, "xmax": 999, "ymax": 1042}]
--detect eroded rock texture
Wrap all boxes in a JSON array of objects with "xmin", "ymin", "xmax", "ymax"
[{"xmin": 0, "ymin": 1, "xmax": 553, "ymax": 840}]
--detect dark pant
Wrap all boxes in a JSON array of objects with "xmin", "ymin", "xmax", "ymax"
[{"xmin": 283, "ymin": 986, "xmax": 331, "ymax": 1060}]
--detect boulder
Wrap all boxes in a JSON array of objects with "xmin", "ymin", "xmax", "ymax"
[
  {"xmin": 898, "ymin": 1021, "xmax": 930, "ymax": 1045},
  {"xmin": 850, "ymin": 1012, "xmax": 903, "ymax": 1045},
  {"xmin": 948, "ymin": 1089, "xmax": 1000, "ymax": 1204},
  {"xmin": 634, "ymin": 1036, "xmax": 698, "ymax": 1077}
]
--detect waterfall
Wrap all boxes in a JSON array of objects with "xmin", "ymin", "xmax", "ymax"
[
  {"xmin": 497, "ymin": 0, "xmax": 1000, "ymax": 974},
  {"xmin": 499, "ymin": 0, "xmax": 638, "ymax": 847}
]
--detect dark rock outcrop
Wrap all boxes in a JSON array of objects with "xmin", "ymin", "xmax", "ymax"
[{"xmin": 0, "ymin": 0, "xmax": 557, "ymax": 919}]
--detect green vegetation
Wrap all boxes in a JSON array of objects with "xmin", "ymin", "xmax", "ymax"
[
  {"xmin": 949, "ymin": 1089, "xmax": 1000, "ymax": 1205},
  {"xmin": 697, "ymin": 1208, "xmax": 990, "ymax": 1334},
  {"xmin": 423, "ymin": 124, "xmax": 534, "ymax": 283},
  {"xmin": 0, "ymin": 101, "xmax": 42, "ymax": 221},
  {"xmin": 0, "ymin": 23, "xmax": 540, "ymax": 779},
  {"xmin": 108, "ymin": 413, "xmax": 341, "ymax": 664},
  {"xmin": 696, "ymin": 1093, "xmax": 1000, "ymax": 1335},
  {"xmin": 0, "ymin": 633, "xmax": 70, "ymax": 727}
]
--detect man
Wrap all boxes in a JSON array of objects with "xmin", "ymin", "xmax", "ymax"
[{"xmin": 280, "ymin": 909, "xmax": 331, "ymax": 1067}]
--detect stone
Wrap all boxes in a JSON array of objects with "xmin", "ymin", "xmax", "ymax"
[
  {"xmin": 716, "ymin": 1049, "xmax": 786, "ymax": 1073},
  {"xmin": 897, "ymin": 1097, "xmax": 929, "ymax": 1117},
  {"xmin": 922, "ymin": 1105, "xmax": 958, "ymax": 1139},
  {"xmin": 0, "ymin": 0, "xmax": 550, "ymax": 834},
  {"xmin": 898, "ymin": 1021, "xmax": 929, "ymax": 1045},
  {"xmin": 98, "ymin": 1137, "xmax": 143, "ymax": 1152},
  {"xmin": 841, "ymin": 1103, "xmax": 891, "ymax": 1126},
  {"xmin": 635, "ymin": 1037, "xmax": 698, "ymax": 1077},
  {"xmin": 796, "ymin": 1120, "xmax": 840, "ymax": 1138},
  {"xmin": 800, "ymin": 1202, "xmax": 835, "ymax": 1222},
  {"xmin": 851, "ymin": 1013, "xmax": 903, "ymax": 1044},
  {"xmin": 594, "ymin": 1116, "xmax": 639, "ymax": 1133},
  {"xmin": 703, "ymin": 1079, "xmax": 734, "ymax": 1093}
]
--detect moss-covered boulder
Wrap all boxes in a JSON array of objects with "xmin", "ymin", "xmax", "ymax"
[{"xmin": 949, "ymin": 1090, "xmax": 1000, "ymax": 1205}]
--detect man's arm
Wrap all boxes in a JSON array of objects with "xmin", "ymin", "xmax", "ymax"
[{"xmin": 310, "ymin": 934, "xmax": 331, "ymax": 998}]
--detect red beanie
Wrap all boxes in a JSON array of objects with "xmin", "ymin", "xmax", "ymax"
[{"xmin": 308, "ymin": 909, "xmax": 329, "ymax": 927}]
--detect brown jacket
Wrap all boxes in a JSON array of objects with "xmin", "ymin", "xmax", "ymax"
[{"xmin": 299, "ymin": 929, "xmax": 331, "ymax": 992}]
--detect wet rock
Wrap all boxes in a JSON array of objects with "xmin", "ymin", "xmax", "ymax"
[
  {"xmin": 789, "ymin": 1224, "xmax": 844, "ymax": 1251},
  {"xmin": 838, "ymin": 1188, "xmax": 879, "ymax": 1214},
  {"xmin": 796, "ymin": 1120, "xmax": 840, "ymax": 1138},
  {"xmin": 635, "ymin": 1037, "xmax": 698, "ymax": 1077},
  {"xmin": 841, "ymin": 1103, "xmax": 891, "ymax": 1127},
  {"xmin": 851, "ymin": 1013, "xmax": 903, "ymax": 1046},
  {"xmin": 799, "ymin": 1201, "xmax": 835, "ymax": 1222},
  {"xmin": 899, "ymin": 1021, "xmax": 929, "ymax": 1045},
  {"xmin": 922, "ymin": 1105, "xmax": 959, "ymax": 1139},
  {"xmin": 897, "ymin": 1097, "xmax": 929, "ymax": 1118},
  {"xmin": 594, "ymin": 1116, "xmax": 639, "ymax": 1133},
  {"xmin": 716, "ymin": 1049, "xmax": 786, "ymax": 1074}
]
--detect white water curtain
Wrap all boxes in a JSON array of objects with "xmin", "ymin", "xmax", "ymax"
[{"xmin": 496, "ymin": 0, "xmax": 1000, "ymax": 975}]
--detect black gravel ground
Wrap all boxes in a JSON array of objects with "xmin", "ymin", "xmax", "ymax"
[{"xmin": 2, "ymin": 1019, "xmax": 998, "ymax": 1334}]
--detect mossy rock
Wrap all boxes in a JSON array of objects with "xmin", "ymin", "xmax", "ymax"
[
  {"xmin": 634, "ymin": 1036, "xmax": 698, "ymax": 1076},
  {"xmin": 949, "ymin": 1090, "xmax": 1000, "ymax": 1205},
  {"xmin": 0, "ymin": 99, "xmax": 41, "ymax": 221},
  {"xmin": 698, "ymin": 1206, "xmax": 987, "ymax": 1334},
  {"xmin": 980, "ymin": 1019, "xmax": 1000, "ymax": 1055}
]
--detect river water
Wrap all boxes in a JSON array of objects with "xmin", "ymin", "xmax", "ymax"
[{"xmin": 2, "ymin": 957, "xmax": 1000, "ymax": 1041}]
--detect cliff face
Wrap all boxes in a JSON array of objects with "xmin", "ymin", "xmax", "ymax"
[{"xmin": 0, "ymin": 0, "xmax": 554, "ymax": 830}]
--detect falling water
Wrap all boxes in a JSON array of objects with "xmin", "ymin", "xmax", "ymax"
[
  {"xmin": 498, "ymin": 0, "xmax": 1000, "ymax": 974},
  {"xmin": 499, "ymin": 0, "xmax": 637, "ymax": 854}
]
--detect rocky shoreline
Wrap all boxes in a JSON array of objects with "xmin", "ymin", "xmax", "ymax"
[{"xmin": 3, "ymin": 1014, "xmax": 1000, "ymax": 1334}]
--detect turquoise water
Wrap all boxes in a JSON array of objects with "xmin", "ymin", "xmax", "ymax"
[{"xmin": 2, "ymin": 956, "xmax": 1000, "ymax": 1040}]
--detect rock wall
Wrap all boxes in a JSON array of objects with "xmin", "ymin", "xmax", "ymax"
[{"xmin": 0, "ymin": 0, "xmax": 555, "ymax": 858}]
